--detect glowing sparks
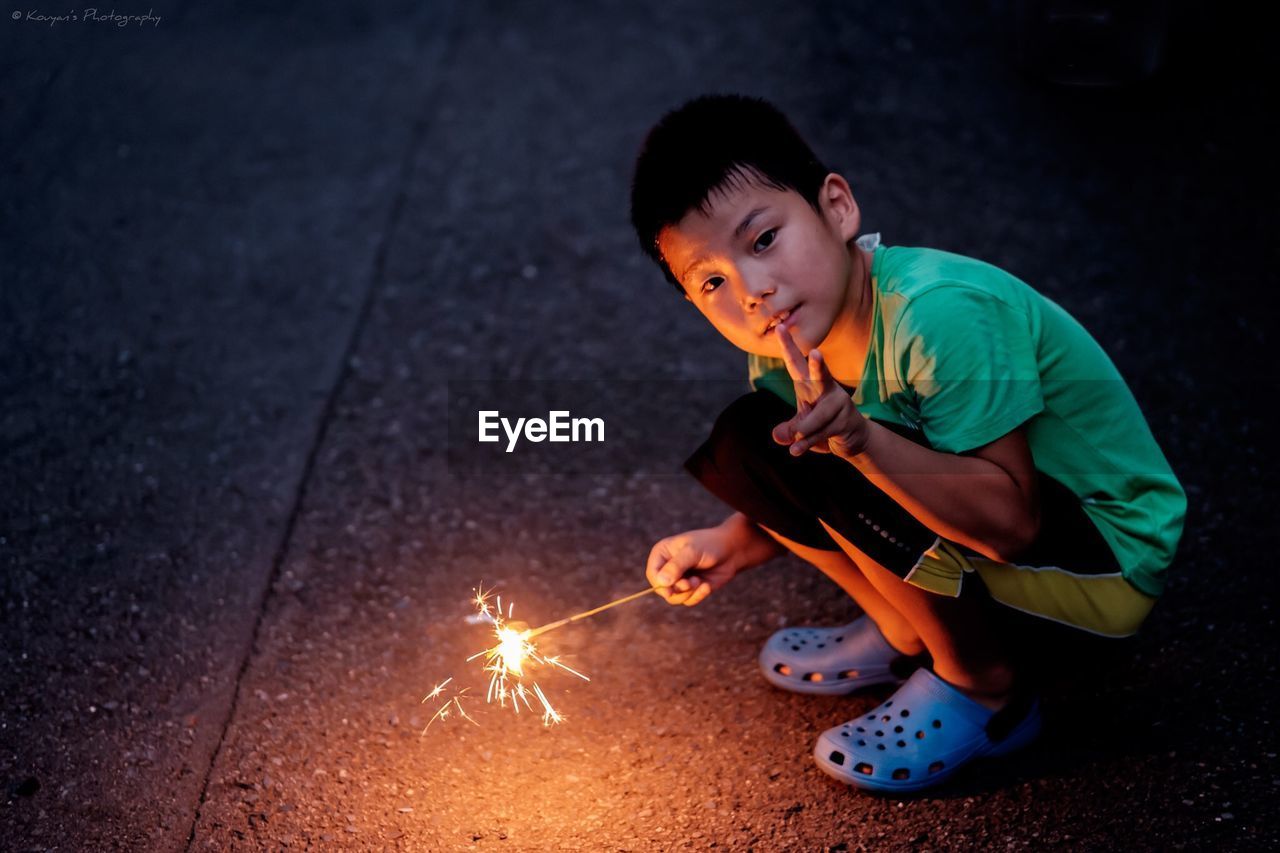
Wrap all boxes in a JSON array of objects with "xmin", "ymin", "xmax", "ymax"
[
  {"xmin": 421, "ymin": 685, "xmax": 478, "ymax": 733},
  {"xmin": 422, "ymin": 584, "xmax": 589, "ymax": 732},
  {"xmin": 468, "ymin": 590, "xmax": 589, "ymax": 726}
]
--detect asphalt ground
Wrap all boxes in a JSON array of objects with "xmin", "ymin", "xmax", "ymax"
[{"xmin": 3, "ymin": 1, "xmax": 1277, "ymax": 850}]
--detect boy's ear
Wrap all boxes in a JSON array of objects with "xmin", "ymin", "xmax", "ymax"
[{"xmin": 820, "ymin": 173, "xmax": 861, "ymax": 243}]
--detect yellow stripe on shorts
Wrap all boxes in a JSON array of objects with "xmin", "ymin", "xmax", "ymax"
[{"xmin": 905, "ymin": 540, "xmax": 1156, "ymax": 637}]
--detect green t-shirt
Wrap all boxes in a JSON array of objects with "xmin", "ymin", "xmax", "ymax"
[{"xmin": 748, "ymin": 240, "xmax": 1186, "ymax": 596}]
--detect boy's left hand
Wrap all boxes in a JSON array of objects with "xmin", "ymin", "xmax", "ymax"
[{"xmin": 771, "ymin": 324, "xmax": 871, "ymax": 460}]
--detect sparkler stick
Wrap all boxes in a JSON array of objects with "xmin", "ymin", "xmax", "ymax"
[{"xmin": 525, "ymin": 587, "xmax": 658, "ymax": 639}]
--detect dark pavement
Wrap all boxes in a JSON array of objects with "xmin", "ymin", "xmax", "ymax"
[{"xmin": 3, "ymin": 1, "xmax": 1277, "ymax": 850}]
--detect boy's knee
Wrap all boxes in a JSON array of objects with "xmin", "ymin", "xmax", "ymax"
[{"xmin": 684, "ymin": 391, "xmax": 837, "ymax": 551}]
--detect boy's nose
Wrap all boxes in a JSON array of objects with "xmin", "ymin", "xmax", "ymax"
[{"xmin": 741, "ymin": 276, "xmax": 776, "ymax": 310}]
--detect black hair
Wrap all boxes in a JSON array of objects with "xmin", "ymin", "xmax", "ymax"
[{"xmin": 629, "ymin": 94, "xmax": 831, "ymax": 293}]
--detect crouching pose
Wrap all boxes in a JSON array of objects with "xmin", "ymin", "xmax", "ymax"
[{"xmin": 628, "ymin": 95, "xmax": 1185, "ymax": 793}]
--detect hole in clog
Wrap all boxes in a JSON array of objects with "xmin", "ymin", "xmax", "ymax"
[
  {"xmin": 838, "ymin": 669, "xmax": 859, "ymax": 679},
  {"xmin": 894, "ymin": 726, "xmax": 903, "ymax": 733},
  {"xmin": 866, "ymin": 715, "xmax": 875, "ymax": 721},
  {"xmin": 840, "ymin": 731, "xmax": 848, "ymax": 738},
  {"xmin": 885, "ymin": 701, "xmax": 893, "ymax": 708},
  {"xmin": 928, "ymin": 761, "xmax": 945, "ymax": 774},
  {"xmin": 774, "ymin": 664, "xmax": 791, "ymax": 676},
  {"xmin": 915, "ymin": 731, "xmax": 924, "ymax": 740},
  {"xmin": 875, "ymin": 730, "xmax": 884, "ymax": 737},
  {"xmin": 855, "ymin": 762, "xmax": 873, "ymax": 775},
  {"xmin": 892, "ymin": 769, "xmax": 910, "ymax": 781},
  {"xmin": 835, "ymin": 636, "xmax": 844, "ymax": 642},
  {"xmin": 817, "ymin": 643, "xmax": 825, "ymax": 649},
  {"xmin": 856, "ymin": 727, "xmax": 865, "ymax": 733},
  {"xmin": 803, "ymin": 672, "xmax": 823, "ymax": 683},
  {"xmin": 932, "ymin": 720, "xmax": 942, "ymax": 729},
  {"xmin": 896, "ymin": 740, "xmax": 906, "ymax": 747},
  {"xmin": 791, "ymin": 645, "xmax": 800, "ymax": 652},
  {"xmin": 900, "ymin": 710, "xmax": 910, "ymax": 718},
  {"xmin": 881, "ymin": 715, "xmax": 891, "ymax": 722},
  {"xmin": 828, "ymin": 751, "xmax": 845, "ymax": 766},
  {"xmin": 857, "ymin": 739, "xmax": 866, "ymax": 746},
  {"xmin": 876, "ymin": 744, "xmax": 886, "ymax": 751}
]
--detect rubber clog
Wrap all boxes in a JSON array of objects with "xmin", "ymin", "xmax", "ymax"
[
  {"xmin": 758, "ymin": 616, "xmax": 912, "ymax": 696},
  {"xmin": 813, "ymin": 668, "xmax": 1041, "ymax": 792}
]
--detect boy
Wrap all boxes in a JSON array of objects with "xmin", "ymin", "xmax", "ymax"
[{"xmin": 628, "ymin": 95, "xmax": 1185, "ymax": 793}]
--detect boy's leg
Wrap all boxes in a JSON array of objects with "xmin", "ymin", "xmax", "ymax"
[
  {"xmin": 820, "ymin": 522, "xmax": 1015, "ymax": 708},
  {"xmin": 758, "ymin": 526, "xmax": 925, "ymax": 657}
]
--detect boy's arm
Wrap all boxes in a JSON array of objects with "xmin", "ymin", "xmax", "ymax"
[
  {"xmin": 772, "ymin": 324, "xmax": 1040, "ymax": 564},
  {"xmin": 846, "ymin": 421, "xmax": 1041, "ymax": 563}
]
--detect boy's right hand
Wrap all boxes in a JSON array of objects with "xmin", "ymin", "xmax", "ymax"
[{"xmin": 645, "ymin": 519, "xmax": 748, "ymax": 607}]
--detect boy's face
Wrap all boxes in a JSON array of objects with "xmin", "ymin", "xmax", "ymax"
[{"xmin": 657, "ymin": 173, "xmax": 861, "ymax": 357}]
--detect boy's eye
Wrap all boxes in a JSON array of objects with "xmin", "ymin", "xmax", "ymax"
[
  {"xmin": 700, "ymin": 276, "xmax": 725, "ymax": 294},
  {"xmin": 753, "ymin": 229, "xmax": 777, "ymax": 252}
]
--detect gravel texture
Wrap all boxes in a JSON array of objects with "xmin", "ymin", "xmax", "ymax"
[{"xmin": 3, "ymin": 1, "xmax": 1277, "ymax": 850}]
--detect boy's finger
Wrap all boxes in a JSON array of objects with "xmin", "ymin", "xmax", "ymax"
[
  {"xmin": 776, "ymin": 400, "xmax": 834, "ymax": 443},
  {"xmin": 665, "ymin": 588, "xmax": 692, "ymax": 605},
  {"xmin": 645, "ymin": 549, "xmax": 670, "ymax": 586},
  {"xmin": 772, "ymin": 416, "xmax": 800, "ymax": 445},
  {"xmin": 768, "ymin": 417, "xmax": 808, "ymax": 448},
  {"xmin": 787, "ymin": 393, "xmax": 841, "ymax": 442},
  {"xmin": 651, "ymin": 559, "xmax": 682, "ymax": 588},
  {"xmin": 775, "ymin": 324, "xmax": 809, "ymax": 381},
  {"xmin": 657, "ymin": 541, "xmax": 704, "ymax": 585},
  {"xmin": 793, "ymin": 414, "xmax": 852, "ymax": 455},
  {"xmin": 787, "ymin": 396, "xmax": 850, "ymax": 456},
  {"xmin": 684, "ymin": 582, "xmax": 713, "ymax": 606},
  {"xmin": 645, "ymin": 544, "xmax": 671, "ymax": 580},
  {"xmin": 790, "ymin": 434, "xmax": 820, "ymax": 456},
  {"xmin": 670, "ymin": 577, "xmax": 699, "ymax": 606},
  {"xmin": 808, "ymin": 348, "xmax": 837, "ymax": 391}
]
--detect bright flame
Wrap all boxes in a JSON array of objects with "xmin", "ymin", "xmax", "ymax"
[
  {"xmin": 423, "ymin": 584, "xmax": 588, "ymax": 732},
  {"xmin": 493, "ymin": 627, "xmax": 529, "ymax": 678}
]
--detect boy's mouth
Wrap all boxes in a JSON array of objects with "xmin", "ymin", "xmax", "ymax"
[{"xmin": 763, "ymin": 305, "xmax": 800, "ymax": 336}]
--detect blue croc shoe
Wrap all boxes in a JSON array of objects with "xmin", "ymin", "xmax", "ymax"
[
  {"xmin": 813, "ymin": 668, "xmax": 1041, "ymax": 792},
  {"xmin": 759, "ymin": 616, "xmax": 926, "ymax": 696}
]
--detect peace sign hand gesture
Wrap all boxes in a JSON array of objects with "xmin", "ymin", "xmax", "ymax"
[{"xmin": 769, "ymin": 324, "xmax": 871, "ymax": 461}]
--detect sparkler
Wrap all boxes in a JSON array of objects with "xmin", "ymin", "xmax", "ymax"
[
  {"xmin": 422, "ymin": 585, "xmax": 659, "ymax": 730},
  {"xmin": 523, "ymin": 587, "xmax": 658, "ymax": 640}
]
